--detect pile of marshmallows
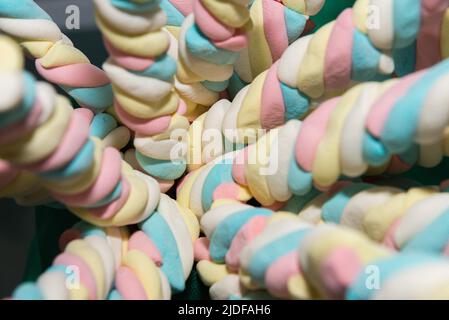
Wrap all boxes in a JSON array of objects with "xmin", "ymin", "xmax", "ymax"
[{"xmin": 2, "ymin": 0, "xmax": 449, "ymax": 300}]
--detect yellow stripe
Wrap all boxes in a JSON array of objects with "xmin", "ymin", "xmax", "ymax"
[
  {"xmin": 39, "ymin": 42, "xmax": 90, "ymax": 68},
  {"xmin": 71, "ymin": 170, "xmax": 149, "ymax": 227},
  {"xmin": 245, "ymin": 130, "xmax": 276, "ymax": 206},
  {"xmin": 187, "ymin": 114, "xmax": 206, "ymax": 171},
  {"xmin": 283, "ymin": 0, "xmax": 306, "ymax": 14},
  {"xmin": 248, "ymin": 0, "xmax": 273, "ymax": 77},
  {"xmin": 65, "ymin": 239, "xmax": 106, "ymax": 299},
  {"xmin": 0, "ymin": 96, "xmax": 72, "ymax": 164},
  {"xmin": 0, "ymin": 36, "xmax": 24, "ymax": 71},
  {"xmin": 352, "ymin": 0, "xmax": 370, "ymax": 34},
  {"xmin": 176, "ymin": 202, "xmax": 200, "ymax": 241},
  {"xmin": 201, "ymin": 0, "xmax": 250, "ymax": 28},
  {"xmin": 297, "ymin": 22, "xmax": 333, "ymax": 99},
  {"xmin": 196, "ymin": 260, "xmax": 229, "ymax": 287},
  {"xmin": 312, "ymin": 85, "xmax": 362, "ymax": 187},
  {"xmin": 177, "ymin": 166, "xmax": 204, "ymax": 208},
  {"xmin": 96, "ymin": 14, "xmax": 169, "ymax": 58},
  {"xmin": 364, "ymin": 188, "xmax": 436, "ymax": 242},
  {"xmin": 176, "ymin": 55, "xmax": 204, "ymax": 83},
  {"xmin": 114, "ymin": 86, "xmax": 179, "ymax": 119},
  {"xmin": 22, "ymin": 41, "xmax": 54, "ymax": 59},
  {"xmin": 123, "ymin": 250, "xmax": 162, "ymax": 300},
  {"xmin": 237, "ymin": 70, "xmax": 267, "ymax": 131}
]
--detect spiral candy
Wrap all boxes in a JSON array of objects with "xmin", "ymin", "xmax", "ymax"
[
  {"xmin": 11, "ymin": 222, "xmax": 128, "ymax": 300},
  {"xmin": 178, "ymin": 55, "xmax": 449, "ymax": 218},
  {"xmin": 229, "ymin": 0, "xmax": 325, "ymax": 96},
  {"xmin": 297, "ymin": 224, "xmax": 449, "ymax": 300},
  {"xmin": 94, "ymin": 0, "xmax": 190, "ymax": 183},
  {"xmin": 173, "ymin": 0, "xmax": 252, "ymax": 114},
  {"xmin": 187, "ymin": 0, "xmax": 449, "ymax": 154},
  {"xmin": 291, "ymin": 180, "xmax": 449, "ymax": 257},
  {"xmin": 0, "ymin": 35, "xmax": 162, "ymax": 227},
  {"xmin": 0, "ymin": 0, "xmax": 113, "ymax": 112},
  {"xmin": 193, "ymin": 203, "xmax": 449, "ymax": 300}
]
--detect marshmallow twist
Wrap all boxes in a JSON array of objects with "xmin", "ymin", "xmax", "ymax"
[
  {"xmin": 229, "ymin": 0, "xmax": 324, "ymax": 96},
  {"xmin": 0, "ymin": 0, "xmax": 113, "ymax": 112},
  {"xmin": 194, "ymin": 203, "xmax": 449, "ymax": 300},
  {"xmin": 0, "ymin": 36, "xmax": 164, "ymax": 227},
  {"xmin": 12, "ymin": 222, "xmax": 128, "ymax": 300},
  {"xmin": 94, "ymin": 0, "xmax": 190, "ymax": 182},
  {"xmin": 178, "ymin": 58, "xmax": 449, "ymax": 215}
]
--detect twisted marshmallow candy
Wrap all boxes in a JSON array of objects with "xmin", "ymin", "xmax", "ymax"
[
  {"xmin": 159, "ymin": 0, "xmax": 324, "ymax": 99},
  {"xmin": 194, "ymin": 204, "xmax": 449, "ymax": 299},
  {"xmin": 0, "ymin": 111, "xmax": 131, "ymax": 207},
  {"xmin": 298, "ymin": 224, "xmax": 449, "ymax": 300},
  {"xmin": 291, "ymin": 180, "xmax": 449, "ymax": 257},
  {"xmin": 110, "ymin": 194, "xmax": 199, "ymax": 298},
  {"xmin": 94, "ymin": 0, "xmax": 190, "ymax": 184},
  {"xmin": 229, "ymin": 0, "xmax": 324, "ymax": 96},
  {"xmin": 0, "ymin": 36, "xmax": 162, "ymax": 227},
  {"xmin": 173, "ymin": 0, "xmax": 252, "ymax": 113},
  {"xmin": 187, "ymin": 0, "xmax": 449, "ymax": 152},
  {"xmin": 194, "ymin": 202, "xmax": 316, "ymax": 299},
  {"xmin": 178, "ymin": 56, "xmax": 449, "ymax": 215},
  {"xmin": 12, "ymin": 222, "xmax": 128, "ymax": 300},
  {"xmin": 12, "ymin": 195, "xmax": 199, "ymax": 299},
  {"xmin": 0, "ymin": 0, "xmax": 113, "ymax": 112}
]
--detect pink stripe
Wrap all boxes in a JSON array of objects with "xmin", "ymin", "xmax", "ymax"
[
  {"xmin": 232, "ymin": 147, "xmax": 249, "ymax": 186},
  {"xmin": 213, "ymin": 30, "xmax": 248, "ymax": 52},
  {"xmin": 262, "ymin": 0, "xmax": 289, "ymax": 61},
  {"xmin": 88, "ymin": 178, "xmax": 131, "ymax": 220},
  {"xmin": 260, "ymin": 62, "xmax": 285, "ymax": 129},
  {"xmin": 52, "ymin": 148, "xmax": 122, "ymax": 206},
  {"xmin": 115, "ymin": 266, "xmax": 148, "ymax": 300},
  {"xmin": 170, "ymin": 0, "xmax": 193, "ymax": 16},
  {"xmin": 366, "ymin": 72, "xmax": 424, "ymax": 137},
  {"xmin": 54, "ymin": 252, "xmax": 97, "ymax": 300},
  {"xmin": 194, "ymin": 0, "xmax": 235, "ymax": 42},
  {"xmin": 177, "ymin": 99, "xmax": 187, "ymax": 116},
  {"xmin": 0, "ymin": 160, "xmax": 20, "ymax": 189},
  {"xmin": 0, "ymin": 101, "xmax": 42, "ymax": 145},
  {"xmin": 416, "ymin": 0, "xmax": 447, "ymax": 70},
  {"xmin": 194, "ymin": 237, "xmax": 211, "ymax": 261},
  {"xmin": 225, "ymin": 216, "xmax": 268, "ymax": 272},
  {"xmin": 324, "ymin": 9, "xmax": 354, "ymax": 91},
  {"xmin": 212, "ymin": 182, "xmax": 241, "ymax": 201},
  {"xmin": 382, "ymin": 218, "xmax": 401, "ymax": 250},
  {"xmin": 296, "ymin": 97, "xmax": 340, "ymax": 171},
  {"xmin": 114, "ymin": 100, "xmax": 171, "ymax": 136},
  {"xmin": 35, "ymin": 61, "xmax": 110, "ymax": 87},
  {"xmin": 128, "ymin": 231, "xmax": 163, "ymax": 267},
  {"xmin": 104, "ymin": 39, "xmax": 154, "ymax": 71},
  {"xmin": 22, "ymin": 108, "xmax": 92, "ymax": 172},
  {"xmin": 319, "ymin": 246, "xmax": 363, "ymax": 299},
  {"xmin": 265, "ymin": 252, "xmax": 300, "ymax": 298}
]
